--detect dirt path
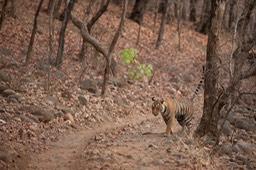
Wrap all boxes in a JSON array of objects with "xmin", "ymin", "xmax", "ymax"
[
  {"xmin": 28, "ymin": 114, "xmax": 159, "ymax": 170},
  {"xmin": 28, "ymin": 113, "xmax": 217, "ymax": 170}
]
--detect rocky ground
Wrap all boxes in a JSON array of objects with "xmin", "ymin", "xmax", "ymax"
[{"xmin": 0, "ymin": 1, "xmax": 256, "ymax": 170}]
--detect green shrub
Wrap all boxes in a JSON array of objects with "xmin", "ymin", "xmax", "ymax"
[{"xmin": 117, "ymin": 48, "xmax": 153, "ymax": 80}]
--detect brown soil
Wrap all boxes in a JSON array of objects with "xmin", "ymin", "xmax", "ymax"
[{"xmin": 1, "ymin": 1, "xmax": 254, "ymax": 170}]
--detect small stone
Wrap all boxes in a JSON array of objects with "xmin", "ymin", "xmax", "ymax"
[
  {"xmin": 8, "ymin": 94, "xmax": 21, "ymax": 102},
  {"xmin": 234, "ymin": 118, "xmax": 250, "ymax": 131},
  {"xmin": 235, "ymin": 155, "xmax": 247, "ymax": 165},
  {"xmin": 219, "ymin": 142, "xmax": 233, "ymax": 157},
  {"xmin": 218, "ymin": 119, "xmax": 233, "ymax": 136},
  {"xmin": 246, "ymin": 161, "xmax": 256, "ymax": 170},
  {"xmin": 64, "ymin": 113, "xmax": 75, "ymax": 123},
  {"xmin": 32, "ymin": 108, "xmax": 55, "ymax": 123},
  {"xmin": 0, "ymin": 119, "xmax": 6, "ymax": 124},
  {"xmin": 78, "ymin": 95, "xmax": 87, "ymax": 105},
  {"xmin": 176, "ymin": 158, "xmax": 189, "ymax": 165},
  {"xmin": 0, "ymin": 84, "xmax": 8, "ymax": 93},
  {"xmin": 148, "ymin": 144, "xmax": 157, "ymax": 149},
  {"xmin": 80, "ymin": 79, "xmax": 98, "ymax": 94},
  {"xmin": 234, "ymin": 139, "xmax": 253, "ymax": 155},
  {"xmin": 19, "ymin": 114, "xmax": 37, "ymax": 123},
  {"xmin": 56, "ymin": 104, "xmax": 71, "ymax": 114},
  {"xmin": 94, "ymin": 134, "xmax": 104, "ymax": 141},
  {"xmin": 171, "ymin": 150, "xmax": 187, "ymax": 158},
  {"xmin": 2, "ymin": 89, "xmax": 16, "ymax": 97},
  {"xmin": 95, "ymin": 156, "xmax": 111, "ymax": 162},
  {"xmin": 0, "ymin": 70, "xmax": 10, "ymax": 83},
  {"xmin": 184, "ymin": 138, "xmax": 193, "ymax": 145},
  {"xmin": 0, "ymin": 150, "xmax": 13, "ymax": 163},
  {"xmin": 151, "ymin": 159, "xmax": 164, "ymax": 165}
]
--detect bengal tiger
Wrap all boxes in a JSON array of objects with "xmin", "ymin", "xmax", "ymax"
[{"xmin": 151, "ymin": 66, "xmax": 205, "ymax": 136}]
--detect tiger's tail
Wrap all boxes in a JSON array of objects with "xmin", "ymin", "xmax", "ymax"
[{"xmin": 190, "ymin": 65, "xmax": 205, "ymax": 101}]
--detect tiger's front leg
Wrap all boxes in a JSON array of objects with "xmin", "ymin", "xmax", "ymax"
[{"xmin": 164, "ymin": 123, "xmax": 173, "ymax": 137}]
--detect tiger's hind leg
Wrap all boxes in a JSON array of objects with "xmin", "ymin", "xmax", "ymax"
[{"xmin": 177, "ymin": 115, "xmax": 193, "ymax": 135}]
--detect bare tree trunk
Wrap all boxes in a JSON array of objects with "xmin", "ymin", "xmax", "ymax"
[
  {"xmin": 47, "ymin": 0, "xmax": 53, "ymax": 15},
  {"xmin": 70, "ymin": 0, "xmax": 128, "ymax": 96},
  {"xmin": 189, "ymin": 0, "xmax": 197, "ymax": 22},
  {"xmin": 154, "ymin": 0, "xmax": 160, "ymax": 31},
  {"xmin": 177, "ymin": 0, "xmax": 182, "ymax": 51},
  {"xmin": 196, "ymin": 0, "xmax": 211, "ymax": 34},
  {"xmin": 10, "ymin": 0, "xmax": 17, "ymax": 18},
  {"xmin": 102, "ymin": 0, "xmax": 128, "ymax": 96},
  {"xmin": 195, "ymin": 0, "xmax": 256, "ymax": 144},
  {"xmin": 54, "ymin": 0, "xmax": 63, "ymax": 18},
  {"xmin": 174, "ymin": 1, "xmax": 178, "ymax": 18},
  {"xmin": 56, "ymin": 0, "xmax": 76, "ymax": 69},
  {"xmin": 132, "ymin": 0, "xmax": 148, "ymax": 46},
  {"xmin": 79, "ymin": 0, "xmax": 110, "ymax": 61},
  {"xmin": 156, "ymin": 0, "xmax": 169, "ymax": 49},
  {"xmin": 129, "ymin": 0, "xmax": 149, "ymax": 24},
  {"xmin": 25, "ymin": 0, "xmax": 44, "ymax": 66},
  {"xmin": 181, "ymin": 0, "xmax": 186, "ymax": 20},
  {"xmin": 0, "ymin": 0, "xmax": 9, "ymax": 29},
  {"xmin": 228, "ymin": 0, "xmax": 237, "ymax": 28},
  {"xmin": 46, "ymin": 0, "xmax": 56, "ymax": 91},
  {"xmin": 232, "ymin": 0, "xmax": 256, "ymax": 80},
  {"xmin": 136, "ymin": 24, "xmax": 142, "ymax": 46},
  {"xmin": 194, "ymin": 0, "xmax": 226, "ymax": 139},
  {"xmin": 79, "ymin": 0, "xmax": 94, "ymax": 61}
]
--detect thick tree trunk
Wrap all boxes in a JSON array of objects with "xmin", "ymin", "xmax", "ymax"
[
  {"xmin": 56, "ymin": 0, "xmax": 76, "ymax": 69},
  {"xmin": 129, "ymin": 0, "xmax": 149, "ymax": 24},
  {"xmin": 156, "ymin": 0, "xmax": 168, "ymax": 49},
  {"xmin": 189, "ymin": 0, "xmax": 197, "ymax": 22},
  {"xmin": 25, "ymin": 0, "xmax": 44, "ymax": 66},
  {"xmin": 196, "ymin": 0, "xmax": 211, "ymax": 34},
  {"xmin": 181, "ymin": 0, "xmax": 186, "ymax": 20},
  {"xmin": 0, "ymin": 0, "xmax": 8, "ymax": 29},
  {"xmin": 194, "ymin": 0, "xmax": 226, "ymax": 139}
]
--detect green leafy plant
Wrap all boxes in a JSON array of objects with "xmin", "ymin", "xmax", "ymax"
[{"xmin": 118, "ymin": 48, "xmax": 153, "ymax": 80}]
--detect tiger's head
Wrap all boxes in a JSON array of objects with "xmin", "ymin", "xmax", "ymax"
[{"xmin": 152, "ymin": 97, "xmax": 165, "ymax": 116}]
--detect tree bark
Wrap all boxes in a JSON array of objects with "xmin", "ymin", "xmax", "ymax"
[
  {"xmin": 25, "ymin": 0, "xmax": 44, "ymax": 66},
  {"xmin": 177, "ymin": 0, "xmax": 182, "ymax": 51},
  {"xmin": 0, "ymin": 0, "xmax": 8, "ymax": 29},
  {"xmin": 129, "ymin": 0, "xmax": 149, "ymax": 24},
  {"xmin": 47, "ymin": 0, "xmax": 56, "ymax": 90},
  {"xmin": 10, "ymin": 0, "xmax": 17, "ymax": 18},
  {"xmin": 156, "ymin": 0, "xmax": 169, "ymax": 49},
  {"xmin": 181, "ymin": 0, "xmax": 186, "ymax": 20},
  {"xmin": 228, "ymin": 0, "xmax": 237, "ymax": 28},
  {"xmin": 189, "ymin": 0, "xmax": 197, "ymax": 22},
  {"xmin": 79, "ymin": 0, "xmax": 110, "ymax": 61},
  {"xmin": 194, "ymin": 0, "xmax": 226, "ymax": 139},
  {"xmin": 196, "ymin": 0, "xmax": 211, "ymax": 34},
  {"xmin": 102, "ymin": 0, "xmax": 128, "ymax": 96},
  {"xmin": 56, "ymin": 0, "xmax": 76, "ymax": 69},
  {"xmin": 71, "ymin": 0, "xmax": 128, "ymax": 97}
]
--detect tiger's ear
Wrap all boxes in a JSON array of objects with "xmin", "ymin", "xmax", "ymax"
[
  {"xmin": 160, "ymin": 98, "xmax": 164, "ymax": 104},
  {"xmin": 152, "ymin": 97, "xmax": 157, "ymax": 101}
]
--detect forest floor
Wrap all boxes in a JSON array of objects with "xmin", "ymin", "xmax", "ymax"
[{"xmin": 0, "ymin": 1, "xmax": 256, "ymax": 170}]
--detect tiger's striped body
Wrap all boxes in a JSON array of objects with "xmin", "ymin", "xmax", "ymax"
[
  {"xmin": 151, "ymin": 65, "xmax": 205, "ymax": 136},
  {"xmin": 152, "ymin": 97, "xmax": 193, "ymax": 136}
]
